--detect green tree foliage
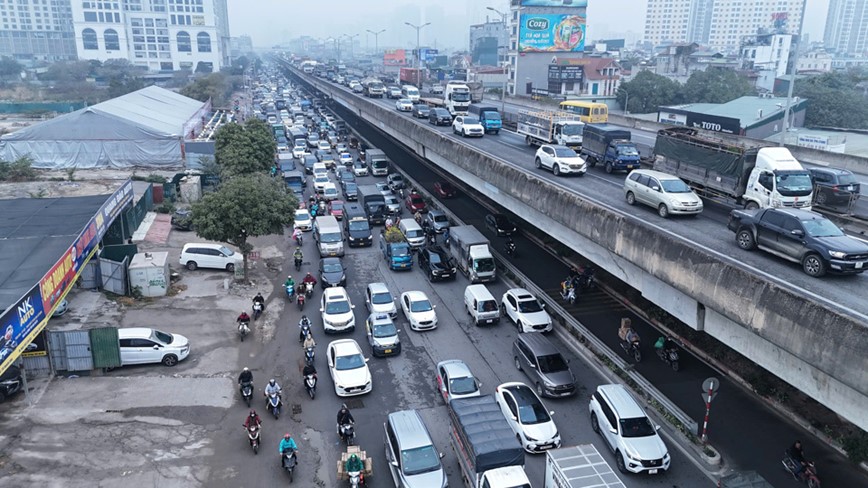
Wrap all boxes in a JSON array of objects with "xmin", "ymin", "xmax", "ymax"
[
  {"xmin": 214, "ymin": 119, "xmax": 276, "ymax": 177},
  {"xmin": 794, "ymin": 71, "xmax": 868, "ymax": 129},
  {"xmin": 191, "ymin": 174, "xmax": 297, "ymax": 280},
  {"xmin": 681, "ymin": 68, "xmax": 755, "ymax": 103},
  {"xmin": 0, "ymin": 56, "xmax": 22, "ymax": 79},
  {"xmin": 617, "ymin": 71, "xmax": 682, "ymax": 113},
  {"xmin": 180, "ymin": 71, "xmax": 239, "ymax": 106},
  {"xmin": 0, "ymin": 156, "xmax": 38, "ymax": 181}
]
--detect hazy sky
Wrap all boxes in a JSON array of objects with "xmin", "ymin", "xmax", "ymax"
[{"xmin": 227, "ymin": 0, "xmax": 832, "ymax": 50}]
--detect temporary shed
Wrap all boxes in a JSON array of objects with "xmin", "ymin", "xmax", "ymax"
[{"xmin": 0, "ymin": 86, "xmax": 210, "ymax": 169}]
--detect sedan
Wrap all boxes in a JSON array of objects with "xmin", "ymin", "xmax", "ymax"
[
  {"xmin": 335, "ymin": 142, "xmax": 349, "ymax": 153},
  {"xmin": 293, "ymin": 209, "xmax": 313, "ymax": 231},
  {"xmin": 485, "ymin": 213, "xmax": 517, "ymax": 236},
  {"xmin": 418, "ymin": 246, "xmax": 457, "ymax": 282},
  {"xmin": 366, "ymin": 313, "xmax": 401, "ymax": 357},
  {"xmin": 501, "ymin": 288, "xmax": 552, "ymax": 333},
  {"xmin": 327, "ymin": 339, "xmax": 372, "ymax": 397},
  {"xmin": 400, "ymin": 291, "xmax": 438, "ymax": 331},
  {"xmin": 395, "ymin": 98, "xmax": 414, "ymax": 112},
  {"xmin": 412, "ymin": 104, "xmax": 431, "ymax": 119},
  {"xmin": 495, "ymin": 382, "xmax": 560, "ymax": 453},
  {"xmin": 534, "ymin": 145, "xmax": 587, "ymax": 177},
  {"xmin": 436, "ymin": 359, "xmax": 481, "ymax": 404},
  {"xmin": 405, "ymin": 192, "xmax": 427, "ymax": 213},
  {"xmin": 352, "ymin": 161, "xmax": 369, "ymax": 177},
  {"xmin": 328, "ymin": 199, "xmax": 345, "ymax": 220},
  {"xmin": 339, "ymin": 152, "xmax": 353, "ymax": 166},
  {"xmin": 433, "ymin": 181, "xmax": 457, "ymax": 198},
  {"xmin": 337, "ymin": 170, "xmax": 355, "ymax": 184},
  {"xmin": 313, "ymin": 174, "xmax": 330, "ymax": 193},
  {"xmin": 319, "ymin": 256, "xmax": 347, "ymax": 288},
  {"xmin": 292, "ymin": 145, "xmax": 309, "ymax": 159}
]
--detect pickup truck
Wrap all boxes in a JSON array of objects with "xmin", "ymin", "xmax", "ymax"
[
  {"xmin": 727, "ymin": 207, "xmax": 868, "ymax": 277},
  {"xmin": 379, "ymin": 234, "xmax": 413, "ymax": 271}
]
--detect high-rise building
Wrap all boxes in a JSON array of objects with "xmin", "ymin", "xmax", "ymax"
[
  {"xmin": 824, "ymin": 0, "xmax": 868, "ymax": 55},
  {"xmin": 645, "ymin": 0, "xmax": 805, "ymax": 51},
  {"xmin": 70, "ymin": 0, "xmax": 230, "ymax": 73},
  {"xmin": 469, "ymin": 19, "xmax": 507, "ymax": 67},
  {"xmin": 0, "ymin": 0, "xmax": 77, "ymax": 63}
]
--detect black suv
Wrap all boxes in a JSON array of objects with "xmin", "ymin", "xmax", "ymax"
[
  {"xmin": 171, "ymin": 208, "xmax": 193, "ymax": 231},
  {"xmin": 418, "ymin": 245, "xmax": 457, "ymax": 282},
  {"xmin": 728, "ymin": 208, "xmax": 868, "ymax": 277},
  {"xmin": 809, "ymin": 168, "xmax": 861, "ymax": 206},
  {"xmin": 0, "ymin": 365, "xmax": 23, "ymax": 402},
  {"xmin": 428, "ymin": 108, "xmax": 452, "ymax": 126}
]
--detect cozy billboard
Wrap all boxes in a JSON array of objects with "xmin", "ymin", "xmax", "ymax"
[
  {"xmin": 521, "ymin": 0, "xmax": 588, "ymax": 6},
  {"xmin": 519, "ymin": 14, "xmax": 586, "ymax": 53}
]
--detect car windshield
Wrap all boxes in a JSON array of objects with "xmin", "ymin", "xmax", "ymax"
[
  {"xmin": 620, "ymin": 417, "xmax": 657, "ymax": 438},
  {"xmin": 323, "ymin": 262, "xmax": 342, "ymax": 273},
  {"xmin": 433, "ymin": 215, "xmax": 448, "ymax": 222},
  {"xmin": 562, "ymin": 124, "xmax": 584, "ymax": 136},
  {"xmin": 661, "ymin": 179, "xmax": 692, "ymax": 193},
  {"xmin": 553, "ymin": 147, "xmax": 578, "ymax": 157},
  {"xmin": 406, "ymin": 229, "xmax": 424, "ymax": 238},
  {"xmin": 538, "ymin": 354, "xmax": 569, "ymax": 373},
  {"xmin": 517, "ymin": 297, "xmax": 543, "ymax": 313},
  {"xmin": 393, "ymin": 245, "xmax": 410, "ymax": 256},
  {"xmin": 372, "ymin": 291, "xmax": 393, "ymax": 304},
  {"xmin": 315, "ymin": 176, "xmax": 328, "ymax": 183},
  {"xmin": 321, "ymin": 232, "xmax": 342, "ymax": 243},
  {"xmin": 775, "ymin": 171, "xmax": 813, "ymax": 195},
  {"xmin": 474, "ymin": 258, "xmax": 495, "ymax": 272},
  {"xmin": 410, "ymin": 299, "xmax": 433, "ymax": 312},
  {"xmin": 373, "ymin": 161, "xmax": 388, "ymax": 169},
  {"xmin": 354, "ymin": 162, "xmax": 364, "ymax": 168},
  {"xmin": 152, "ymin": 330, "xmax": 173, "ymax": 344},
  {"xmin": 464, "ymin": 115, "xmax": 480, "ymax": 124},
  {"xmin": 331, "ymin": 202, "xmax": 344, "ymax": 211},
  {"xmin": 219, "ymin": 246, "xmax": 234, "ymax": 257},
  {"xmin": 325, "ymin": 299, "xmax": 351, "ymax": 314},
  {"xmin": 617, "ymin": 145, "xmax": 639, "ymax": 156},
  {"xmin": 802, "ymin": 219, "xmax": 844, "ymax": 238},
  {"xmin": 410, "ymin": 196, "xmax": 423, "ymax": 205},
  {"xmin": 402, "ymin": 446, "xmax": 441, "ymax": 476},
  {"xmin": 372, "ymin": 321, "xmax": 397, "ymax": 338},
  {"xmin": 450, "ymin": 376, "xmax": 478, "ymax": 395},
  {"xmin": 335, "ymin": 353, "xmax": 365, "ymax": 371},
  {"xmin": 517, "ymin": 399, "xmax": 551, "ymax": 424},
  {"xmin": 452, "ymin": 92, "xmax": 471, "ymax": 102},
  {"xmin": 345, "ymin": 183, "xmax": 357, "ymax": 191},
  {"xmin": 296, "ymin": 213, "xmax": 310, "ymax": 223}
]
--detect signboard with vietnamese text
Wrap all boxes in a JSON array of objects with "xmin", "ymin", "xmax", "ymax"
[
  {"xmin": 519, "ymin": 14, "xmax": 586, "ymax": 53},
  {"xmin": 547, "ymin": 64, "xmax": 584, "ymax": 82}
]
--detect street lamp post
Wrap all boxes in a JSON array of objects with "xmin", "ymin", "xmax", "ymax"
[
  {"xmin": 405, "ymin": 21, "xmax": 431, "ymax": 85},
  {"xmin": 341, "ymin": 34, "xmax": 359, "ymax": 61},
  {"xmin": 779, "ymin": 0, "xmax": 808, "ymax": 145},
  {"xmin": 366, "ymin": 29, "xmax": 386, "ymax": 56}
]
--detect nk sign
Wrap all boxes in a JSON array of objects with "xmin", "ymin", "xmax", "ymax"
[{"xmin": 519, "ymin": 14, "xmax": 586, "ymax": 53}]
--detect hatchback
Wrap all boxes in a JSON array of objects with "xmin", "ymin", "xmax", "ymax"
[{"xmin": 624, "ymin": 169, "xmax": 703, "ymax": 218}]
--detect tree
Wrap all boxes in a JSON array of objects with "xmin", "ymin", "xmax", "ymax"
[
  {"xmin": 180, "ymin": 71, "xmax": 240, "ymax": 106},
  {"xmin": 682, "ymin": 68, "xmax": 755, "ymax": 104},
  {"xmin": 214, "ymin": 119, "xmax": 276, "ymax": 177},
  {"xmin": 191, "ymin": 174, "xmax": 298, "ymax": 281},
  {"xmin": 0, "ymin": 57, "xmax": 22, "ymax": 79},
  {"xmin": 794, "ymin": 71, "xmax": 868, "ymax": 129},
  {"xmin": 616, "ymin": 71, "xmax": 681, "ymax": 114}
]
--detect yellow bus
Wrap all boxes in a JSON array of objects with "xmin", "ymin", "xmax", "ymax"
[{"xmin": 558, "ymin": 101, "xmax": 609, "ymax": 123}]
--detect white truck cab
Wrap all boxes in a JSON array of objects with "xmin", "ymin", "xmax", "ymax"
[
  {"xmin": 444, "ymin": 82, "xmax": 472, "ymax": 116},
  {"xmin": 744, "ymin": 148, "xmax": 813, "ymax": 211}
]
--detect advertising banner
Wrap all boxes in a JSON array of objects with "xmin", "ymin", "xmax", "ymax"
[
  {"xmin": 521, "ymin": 0, "xmax": 588, "ymax": 6},
  {"xmin": 548, "ymin": 64, "xmax": 584, "ymax": 82},
  {"xmin": 519, "ymin": 14, "xmax": 586, "ymax": 52},
  {"xmin": 0, "ymin": 286, "xmax": 46, "ymax": 366}
]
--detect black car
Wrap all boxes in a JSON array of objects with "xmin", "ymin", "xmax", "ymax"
[
  {"xmin": 429, "ymin": 108, "xmax": 452, "ymax": 126},
  {"xmin": 809, "ymin": 168, "xmax": 861, "ymax": 206},
  {"xmin": 418, "ymin": 246, "xmax": 457, "ymax": 282},
  {"xmin": 343, "ymin": 182, "xmax": 359, "ymax": 201},
  {"xmin": 412, "ymin": 104, "xmax": 431, "ymax": 119},
  {"xmin": 485, "ymin": 213, "xmax": 517, "ymax": 236},
  {"xmin": 338, "ymin": 170, "xmax": 355, "ymax": 184},
  {"xmin": 171, "ymin": 208, "xmax": 193, "ymax": 231},
  {"xmin": 303, "ymin": 154, "xmax": 318, "ymax": 174},
  {"xmin": 318, "ymin": 257, "xmax": 347, "ymax": 288},
  {"xmin": 0, "ymin": 365, "xmax": 23, "ymax": 402}
]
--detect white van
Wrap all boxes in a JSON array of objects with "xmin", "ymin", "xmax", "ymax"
[
  {"xmin": 398, "ymin": 219, "xmax": 426, "ymax": 248},
  {"xmin": 401, "ymin": 85, "xmax": 420, "ymax": 102},
  {"xmin": 464, "ymin": 284, "xmax": 500, "ymax": 326},
  {"xmin": 179, "ymin": 243, "xmax": 243, "ymax": 272},
  {"xmin": 314, "ymin": 215, "xmax": 345, "ymax": 257}
]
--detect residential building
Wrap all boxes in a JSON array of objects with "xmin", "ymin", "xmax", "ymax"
[
  {"xmin": 644, "ymin": 0, "xmax": 805, "ymax": 52},
  {"xmin": 796, "ymin": 49, "xmax": 832, "ymax": 73},
  {"xmin": 70, "ymin": 0, "xmax": 230, "ymax": 73},
  {"xmin": 469, "ymin": 19, "xmax": 507, "ymax": 67},
  {"xmin": 824, "ymin": 0, "xmax": 868, "ymax": 55},
  {"xmin": 654, "ymin": 42, "xmax": 737, "ymax": 83},
  {"xmin": 740, "ymin": 33, "xmax": 793, "ymax": 92},
  {"xmin": 230, "ymin": 34, "xmax": 252, "ymax": 58},
  {"xmin": 0, "ymin": 0, "xmax": 77, "ymax": 64}
]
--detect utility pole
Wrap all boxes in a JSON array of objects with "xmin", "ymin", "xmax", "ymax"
[
  {"xmin": 341, "ymin": 34, "xmax": 359, "ymax": 61},
  {"xmin": 779, "ymin": 0, "xmax": 808, "ymax": 145},
  {"xmin": 366, "ymin": 29, "xmax": 386, "ymax": 56},
  {"xmin": 405, "ymin": 21, "xmax": 431, "ymax": 84}
]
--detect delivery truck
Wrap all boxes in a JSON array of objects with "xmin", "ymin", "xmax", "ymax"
[
  {"xmin": 468, "ymin": 104, "xmax": 502, "ymax": 134},
  {"xmin": 545, "ymin": 444, "xmax": 626, "ymax": 488},
  {"xmin": 448, "ymin": 225, "xmax": 496, "ymax": 283},
  {"xmin": 364, "ymin": 148, "xmax": 390, "ymax": 176},
  {"xmin": 580, "ymin": 124, "xmax": 641, "ymax": 174},
  {"xmin": 517, "ymin": 110, "xmax": 584, "ymax": 148}
]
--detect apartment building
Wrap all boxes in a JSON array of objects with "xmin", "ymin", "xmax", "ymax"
[{"xmin": 0, "ymin": 0, "xmax": 77, "ymax": 63}]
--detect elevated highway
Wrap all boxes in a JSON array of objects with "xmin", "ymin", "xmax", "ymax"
[{"xmin": 280, "ymin": 62, "xmax": 868, "ymax": 431}]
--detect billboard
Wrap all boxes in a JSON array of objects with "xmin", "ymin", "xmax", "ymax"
[
  {"xmin": 658, "ymin": 108, "xmax": 741, "ymax": 135},
  {"xmin": 521, "ymin": 0, "xmax": 588, "ymax": 6},
  {"xmin": 519, "ymin": 14, "xmax": 586, "ymax": 52},
  {"xmin": 548, "ymin": 64, "xmax": 584, "ymax": 82}
]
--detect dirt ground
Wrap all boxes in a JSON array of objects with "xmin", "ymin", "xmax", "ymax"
[{"xmin": 0, "ymin": 169, "xmax": 181, "ymax": 200}]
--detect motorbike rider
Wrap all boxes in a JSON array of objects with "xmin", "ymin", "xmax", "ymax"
[
  {"xmin": 618, "ymin": 318, "xmax": 640, "ymax": 348},
  {"xmin": 291, "ymin": 227, "xmax": 302, "ymax": 244},
  {"xmin": 264, "ymin": 378, "xmax": 282, "ymax": 400},
  {"xmin": 303, "ymin": 362, "xmax": 317, "ymax": 377},
  {"xmin": 302, "ymin": 272, "xmax": 317, "ymax": 288},
  {"xmin": 303, "ymin": 333, "xmax": 316, "ymax": 350},
  {"xmin": 787, "ymin": 440, "xmax": 807, "ymax": 479},
  {"xmin": 237, "ymin": 310, "xmax": 251, "ymax": 325},
  {"xmin": 284, "ymin": 275, "xmax": 295, "ymax": 289},
  {"xmin": 345, "ymin": 452, "xmax": 364, "ymax": 475},
  {"xmin": 293, "ymin": 248, "xmax": 303, "ymax": 268},
  {"xmin": 414, "ymin": 210, "xmax": 422, "ymax": 224},
  {"xmin": 384, "ymin": 216, "xmax": 393, "ymax": 229},
  {"xmin": 238, "ymin": 367, "xmax": 253, "ymax": 386},
  {"xmin": 243, "ymin": 409, "xmax": 261, "ymax": 429},
  {"xmin": 253, "ymin": 293, "xmax": 265, "ymax": 310},
  {"xmin": 278, "ymin": 433, "xmax": 299, "ymax": 467},
  {"xmin": 337, "ymin": 403, "xmax": 355, "ymax": 435}
]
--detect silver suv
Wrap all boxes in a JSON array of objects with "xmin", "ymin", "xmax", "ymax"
[
  {"xmin": 423, "ymin": 210, "xmax": 450, "ymax": 233},
  {"xmin": 513, "ymin": 333, "xmax": 576, "ymax": 398}
]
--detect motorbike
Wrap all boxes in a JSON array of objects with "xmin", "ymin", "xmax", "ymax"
[
  {"xmin": 304, "ymin": 373, "xmax": 317, "ymax": 399},
  {"xmin": 304, "ymin": 346, "xmax": 316, "ymax": 365},
  {"xmin": 303, "ymin": 282, "xmax": 314, "ymax": 299},
  {"xmin": 655, "ymin": 337, "xmax": 681, "ymax": 371},
  {"xmin": 282, "ymin": 448, "xmax": 297, "ymax": 482},
  {"xmin": 286, "ymin": 283, "xmax": 295, "ymax": 300},
  {"xmin": 294, "ymin": 256, "xmax": 303, "ymax": 271},
  {"xmin": 246, "ymin": 423, "xmax": 261, "ymax": 454},
  {"xmin": 297, "ymin": 293, "xmax": 305, "ymax": 311},
  {"xmin": 782, "ymin": 454, "xmax": 820, "ymax": 488},
  {"xmin": 504, "ymin": 240, "xmax": 517, "ymax": 257},
  {"xmin": 266, "ymin": 392, "xmax": 282, "ymax": 419},
  {"xmin": 238, "ymin": 320, "xmax": 250, "ymax": 342},
  {"xmin": 620, "ymin": 339, "xmax": 642, "ymax": 363},
  {"xmin": 560, "ymin": 285, "xmax": 577, "ymax": 305},
  {"xmin": 252, "ymin": 301, "xmax": 264, "ymax": 321},
  {"xmin": 339, "ymin": 422, "xmax": 356, "ymax": 446},
  {"xmin": 577, "ymin": 266, "xmax": 596, "ymax": 290},
  {"xmin": 298, "ymin": 318, "xmax": 312, "ymax": 342},
  {"xmin": 348, "ymin": 469, "xmax": 365, "ymax": 488},
  {"xmin": 295, "ymin": 233, "xmax": 303, "ymax": 246},
  {"xmin": 240, "ymin": 381, "xmax": 254, "ymax": 407}
]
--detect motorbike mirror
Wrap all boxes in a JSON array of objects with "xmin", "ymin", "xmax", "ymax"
[
  {"xmin": 549, "ymin": 410, "xmax": 555, "ymax": 416},
  {"xmin": 365, "ymin": 357, "xmax": 370, "ymax": 363},
  {"xmin": 439, "ymin": 452, "xmax": 445, "ymax": 459}
]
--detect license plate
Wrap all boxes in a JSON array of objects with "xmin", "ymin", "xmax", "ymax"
[
  {"xmin": 649, "ymin": 469, "xmax": 658, "ymax": 474},
  {"xmin": 384, "ymin": 349, "xmax": 392, "ymax": 354},
  {"xmin": 539, "ymin": 444, "xmax": 554, "ymax": 450},
  {"xmin": 329, "ymin": 253, "xmax": 336, "ymax": 256},
  {"xmin": 848, "ymin": 185, "xmax": 854, "ymax": 191},
  {"xmin": 857, "ymin": 261, "xmax": 864, "ymax": 269}
]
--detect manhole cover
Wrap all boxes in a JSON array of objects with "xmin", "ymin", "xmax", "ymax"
[
  {"xmin": 292, "ymin": 403, "xmax": 302, "ymax": 415},
  {"xmin": 344, "ymin": 398, "xmax": 364, "ymax": 409}
]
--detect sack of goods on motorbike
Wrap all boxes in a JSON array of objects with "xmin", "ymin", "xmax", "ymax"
[{"xmin": 337, "ymin": 445, "xmax": 373, "ymax": 486}]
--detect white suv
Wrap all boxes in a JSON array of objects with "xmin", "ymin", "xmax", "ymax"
[
  {"xmin": 320, "ymin": 287, "xmax": 356, "ymax": 333},
  {"xmin": 452, "ymin": 115, "xmax": 484, "ymax": 138},
  {"xmin": 501, "ymin": 288, "xmax": 552, "ymax": 333},
  {"xmin": 534, "ymin": 144, "xmax": 587, "ymax": 177},
  {"xmin": 118, "ymin": 328, "xmax": 190, "ymax": 367},
  {"xmin": 180, "ymin": 243, "xmax": 243, "ymax": 272},
  {"xmin": 589, "ymin": 384, "xmax": 670, "ymax": 475}
]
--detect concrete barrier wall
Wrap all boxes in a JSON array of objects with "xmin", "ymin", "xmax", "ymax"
[{"xmin": 297, "ymin": 70, "xmax": 868, "ymax": 429}]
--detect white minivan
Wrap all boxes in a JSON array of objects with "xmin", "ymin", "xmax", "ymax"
[
  {"xmin": 464, "ymin": 284, "xmax": 500, "ymax": 326},
  {"xmin": 398, "ymin": 219, "xmax": 426, "ymax": 248},
  {"xmin": 180, "ymin": 243, "xmax": 243, "ymax": 272},
  {"xmin": 401, "ymin": 85, "xmax": 420, "ymax": 102},
  {"xmin": 314, "ymin": 215, "xmax": 345, "ymax": 257}
]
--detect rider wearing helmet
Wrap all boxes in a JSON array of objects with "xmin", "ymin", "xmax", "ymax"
[
  {"xmin": 243, "ymin": 409, "xmax": 261, "ymax": 429},
  {"xmin": 284, "ymin": 275, "xmax": 295, "ymax": 289},
  {"xmin": 302, "ymin": 272, "xmax": 317, "ymax": 287},
  {"xmin": 253, "ymin": 293, "xmax": 265, "ymax": 309},
  {"xmin": 237, "ymin": 311, "xmax": 251, "ymax": 324},
  {"xmin": 303, "ymin": 333, "xmax": 316, "ymax": 350},
  {"xmin": 238, "ymin": 367, "xmax": 253, "ymax": 385},
  {"xmin": 337, "ymin": 403, "xmax": 355, "ymax": 434},
  {"xmin": 264, "ymin": 378, "xmax": 281, "ymax": 397},
  {"xmin": 279, "ymin": 433, "xmax": 298, "ymax": 466}
]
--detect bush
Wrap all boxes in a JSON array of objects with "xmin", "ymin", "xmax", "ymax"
[
  {"xmin": 843, "ymin": 431, "xmax": 868, "ymax": 464},
  {"xmin": 383, "ymin": 226, "xmax": 404, "ymax": 243},
  {"xmin": 154, "ymin": 201, "xmax": 176, "ymax": 214},
  {"xmin": 0, "ymin": 156, "xmax": 38, "ymax": 181}
]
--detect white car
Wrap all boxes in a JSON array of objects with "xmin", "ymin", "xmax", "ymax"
[
  {"xmin": 400, "ymin": 291, "xmax": 438, "ymax": 331},
  {"xmin": 495, "ymin": 382, "xmax": 560, "ymax": 453},
  {"xmin": 317, "ymin": 140, "xmax": 332, "ymax": 152},
  {"xmin": 335, "ymin": 142, "xmax": 349, "ymax": 153},
  {"xmin": 534, "ymin": 144, "xmax": 587, "ymax": 177},
  {"xmin": 292, "ymin": 145, "xmax": 309, "ymax": 159},
  {"xmin": 339, "ymin": 152, "xmax": 353, "ymax": 165},
  {"xmin": 322, "ymin": 182, "xmax": 339, "ymax": 201},
  {"xmin": 352, "ymin": 161, "xmax": 368, "ymax": 177},
  {"xmin": 436, "ymin": 359, "xmax": 481, "ymax": 404},
  {"xmin": 365, "ymin": 282, "xmax": 397, "ymax": 319},
  {"xmin": 320, "ymin": 286, "xmax": 356, "ymax": 333},
  {"xmin": 395, "ymin": 98, "xmax": 414, "ymax": 112},
  {"xmin": 431, "ymin": 85, "xmax": 444, "ymax": 95},
  {"xmin": 501, "ymin": 288, "xmax": 552, "ymax": 333},
  {"xmin": 118, "ymin": 328, "xmax": 190, "ymax": 367},
  {"xmin": 326, "ymin": 339, "xmax": 372, "ymax": 397},
  {"xmin": 294, "ymin": 209, "xmax": 313, "ymax": 231},
  {"xmin": 452, "ymin": 115, "xmax": 484, "ymax": 137},
  {"xmin": 313, "ymin": 174, "xmax": 331, "ymax": 193},
  {"xmin": 312, "ymin": 162, "xmax": 328, "ymax": 177}
]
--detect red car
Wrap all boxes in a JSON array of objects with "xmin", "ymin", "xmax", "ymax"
[
  {"xmin": 328, "ymin": 199, "xmax": 345, "ymax": 220},
  {"xmin": 433, "ymin": 181, "xmax": 457, "ymax": 198},
  {"xmin": 405, "ymin": 192, "xmax": 427, "ymax": 213}
]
